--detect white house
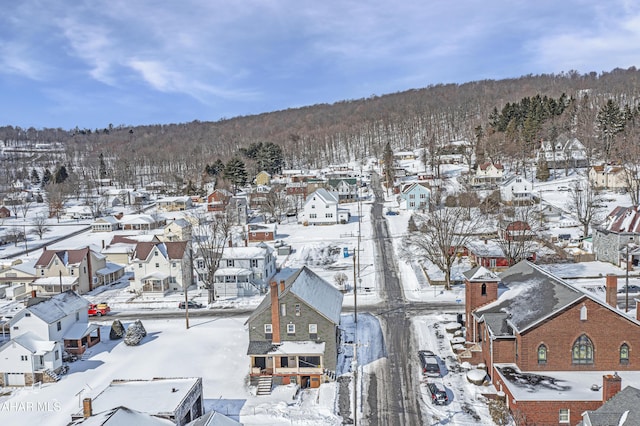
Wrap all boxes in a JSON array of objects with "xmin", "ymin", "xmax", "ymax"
[
  {"xmin": 500, "ymin": 176, "xmax": 536, "ymax": 204},
  {"xmin": 0, "ymin": 291, "xmax": 99, "ymax": 386},
  {"xmin": 211, "ymin": 243, "xmax": 277, "ymax": 297},
  {"xmin": 297, "ymin": 188, "xmax": 349, "ymax": 225},
  {"xmin": 130, "ymin": 241, "xmax": 192, "ymax": 294}
]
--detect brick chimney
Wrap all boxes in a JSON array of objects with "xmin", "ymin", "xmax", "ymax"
[
  {"xmin": 270, "ymin": 282, "xmax": 280, "ymax": 344},
  {"xmin": 82, "ymin": 397, "xmax": 93, "ymax": 418},
  {"xmin": 605, "ymin": 274, "xmax": 618, "ymax": 308},
  {"xmin": 602, "ymin": 373, "xmax": 622, "ymax": 402}
]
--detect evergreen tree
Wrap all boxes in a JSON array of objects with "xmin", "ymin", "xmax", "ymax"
[
  {"xmin": 224, "ymin": 157, "xmax": 247, "ymax": 193},
  {"xmin": 99, "ymin": 152, "xmax": 107, "ymax": 179},
  {"xmin": 42, "ymin": 168, "xmax": 52, "ymax": 186},
  {"xmin": 54, "ymin": 165, "xmax": 69, "ymax": 184},
  {"xmin": 30, "ymin": 168, "xmax": 40, "ymax": 185}
]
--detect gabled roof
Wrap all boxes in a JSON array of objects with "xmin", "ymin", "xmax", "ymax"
[
  {"xmin": 247, "ymin": 266, "xmax": 343, "ymax": 325},
  {"xmin": 474, "ymin": 261, "xmax": 584, "ymax": 334},
  {"xmin": 582, "ymin": 386, "xmax": 640, "ymax": 426},
  {"xmin": 36, "ymin": 247, "xmax": 90, "ymax": 268},
  {"xmin": 25, "ymin": 290, "xmax": 89, "ymax": 324},
  {"xmin": 306, "ymin": 188, "xmax": 338, "ymax": 205}
]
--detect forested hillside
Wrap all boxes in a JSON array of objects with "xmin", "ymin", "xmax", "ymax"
[{"xmin": 2, "ymin": 67, "xmax": 640, "ymax": 190}]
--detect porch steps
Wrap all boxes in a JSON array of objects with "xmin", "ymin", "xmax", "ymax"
[
  {"xmin": 44, "ymin": 368, "xmax": 61, "ymax": 382},
  {"xmin": 256, "ymin": 375, "xmax": 273, "ymax": 396}
]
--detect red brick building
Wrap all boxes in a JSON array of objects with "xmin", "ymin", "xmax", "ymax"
[{"xmin": 464, "ymin": 262, "xmax": 640, "ymax": 425}]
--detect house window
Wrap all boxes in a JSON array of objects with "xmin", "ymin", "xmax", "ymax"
[
  {"xmin": 264, "ymin": 324, "xmax": 272, "ymax": 339},
  {"xmin": 580, "ymin": 304, "xmax": 587, "ymax": 321},
  {"xmin": 620, "ymin": 343, "xmax": 630, "ymax": 364},
  {"xmin": 481, "ymin": 283, "xmax": 487, "ymax": 296},
  {"xmin": 287, "ymin": 324, "xmax": 295, "ymax": 334},
  {"xmin": 250, "ymin": 259, "xmax": 258, "ymax": 268},
  {"xmin": 309, "ymin": 323, "xmax": 317, "ymax": 340},
  {"xmin": 537, "ymin": 344, "xmax": 547, "ymax": 364},
  {"xmin": 57, "ymin": 321, "xmax": 61, "ymax": 331},
  {"xmin": 280, "ymin": 303, "xmax": 287, "ymax": 316},
  {"xmin": 572, "ymin": 334, "xmax": 594, "ymax": 364},
  {"xmin": 559, "ymin": 409, "xmax": 570, "ymax": 423},
  {"xmin": 295, "ymin": 304, "xmax": 301, "ymax": 316},
  {"xmin": 21, "ymin": 355, "xmax": 28, "ymax": 361}
]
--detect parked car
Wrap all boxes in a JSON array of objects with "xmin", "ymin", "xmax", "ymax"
[
  {"xmin": 179, "ymin": 301, "xmax": 204, "ymax": 309},
  {"xmin": 88, "ymin": 303, "xmax": 110, "ymax": 316},
  {"xmin": 425, "ymin": 381, "xmax": 449, "ymax": 405},
  {"xmin": 418, "ymin": 350, "xmax": 440, "ymax": 377}
]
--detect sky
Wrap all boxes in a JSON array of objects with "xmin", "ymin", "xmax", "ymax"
[{"xmin": 1, "ymin": 0, "xmax": 640, "ymax": 130}]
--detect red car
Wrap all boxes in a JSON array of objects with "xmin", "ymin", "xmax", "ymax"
[{"xmin": 88, "ymin": 303, "xmax": 110, "ymax": 316}]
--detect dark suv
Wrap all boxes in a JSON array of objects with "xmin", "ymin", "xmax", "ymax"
[
  {"xmin": 426, "ymin": 382, "xmax": 448, "ymax": 405},
  {"xmin": 418, "ymin": 350, "xmax": 440, "ymax": 377}
]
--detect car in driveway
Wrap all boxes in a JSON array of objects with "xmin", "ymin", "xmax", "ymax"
[
  {"xmin": 418, "ymin": 350, "xmax": 440, "ymax": 377},
  {"xmin": 425, "ymin": 381, "xmax": 449, "ymax": 405},
  {"xmin": 178, "ymin": 301, "xmax": 204, "ymax": 309}
]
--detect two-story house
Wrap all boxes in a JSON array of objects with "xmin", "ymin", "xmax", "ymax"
[
  {"xmin": 33, "ymin": 247, "xmax": 124, "ymax": 295},
  {"xmin": 212, "ymin": 243, "xmax": 276, "ymax": 297},
  {"xmin": 399, "ymin": 182, "xmax": 430, "ymax": 211},
  {"xmin": 0, "ymin": 291, "xmax": 98, "ymax": 386},
  {"xmin": 130, "ymin": 241, "xmax": 192, "ymax": 294},
  {"xmin": 463, "ymin": 261, "xmax": 640, "ymax": 425},
  {"xmin": 500, "ymin": 176, "xmax": 536, "ymax": 205},
  {"xmin": 297, "ymin": 188, "xmax": 349, "ymax": 225},
  {"xmin": 246, "ymin": 267, "xmax": 344, "ymax": 391}
]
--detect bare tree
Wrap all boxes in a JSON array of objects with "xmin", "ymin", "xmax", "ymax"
[
  {"xmin": 402, "ymin": 205, "xmax": 485, "ymax": 289},
  {"xmin": 189, "ymin": 211, "xmax": 232, "ymax": 304},
  {"xmin": 567, "ymin": 180, "xmax": 606, "ymax": 238},
  {"xmin": 30, "ymin": 213, "xmax": 51, "ymax": 239},
  {"xmin": 495, "ymin": 205, "xmax": 541, "ymax": 266}
]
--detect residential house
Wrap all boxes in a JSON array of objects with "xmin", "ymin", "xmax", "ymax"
[
  {"xmin": 463, "ymin": 261, "xmax": 640, "ymax": 426},
  {"xmin": 0, "ymin": 259, "xmax": 37, "ymax": 300},
  {"xmin": 101, "ymin": 235, "xmax": 161, "ymax": 266},
  {"xmin": 207, "ymin": 189, "xmax": 232, "ymax": 213},
  {"xmin": 91, "ymin": 216, "xmax": 121, "ymax": 232},
  {"xmin": 246, "ymin": 267, "xmax": 344, "ymax": 389},
  {"xmin": 500, "ymin": 176, "xmax": 536, "ymax": 204},
  {"xmin": 0, "ymin": 291, "xmax": 99, "ymax": 386},
  {"xmin": 470, "ymin": 162, "xmax": 504, "ymax": 187},
  {"xmin": 594, "ymin": 206, "xmax": 640, "ymax": 266},
  {"xmin": 247, "ymin": 223, "xmax": 277, "ymax": 242},
  {"xmin": 255, "ymin": 171, "xmax": 272, "ymax": 186},
  {"xmin": 163, "ymin": 218, "xmax": 192, "ymax": 242},
  {"xmin": 326, "ymin": 178, "xmax": 357, "ymax": 203},
  {"xmin": 297, "ymin": 188, "xmax": 349, "ymax": 225},
  {"xmin": 211, "ymin": 243, "xmax": 276, "ymax": 297},
  {"xmin": 589, "ymin": 165, "xmax": 629, "ymax": 191},
  {"xmin": 579, "ymin": 385, "xmax": 640, "ymax": 425},
  {"xmin": 70, "ymin": 377, "xmax": 204, "ymax": 426},
  {"xmin": 33, "ymin": 247, "xmax": 124, "ymax": 295},
  {"xmin": 156, "ymin": 196, "xmax": 192, "ymax": 212},
  {"xmin": 130, "ymin": 241, "xmax": 192, "ymax": 294},
  {"xmin": 228, "ymin": 196, "xmax": 248, "ymax": 225},
  {"xmin": 538, "ymin": 137, "xmax": 588, "ymax": 169},
  {"xmin": 399, "ymin": 182, "xmax": 430, "ymax": 211}
]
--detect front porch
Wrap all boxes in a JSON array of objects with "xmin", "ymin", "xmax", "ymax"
[{"xmin": 63, "ymin": 323, "xmax": 101, "ymax": 355}]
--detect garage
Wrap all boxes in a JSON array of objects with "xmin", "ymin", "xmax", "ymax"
[{"xmin": 6, "ymin": 373, "xmax": 26, "ymax": 386}]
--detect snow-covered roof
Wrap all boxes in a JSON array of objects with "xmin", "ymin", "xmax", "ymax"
[
  {"xmin": 495, "ymin": 364, "xmax": 640, "ymax": 402},
  {"xmin": 63, "ymin": 323, "xmax": 101, "ymax": 340},
  {"xmin": 25, "ymin": 290, "xmax": 89, "ymax": 324},
  {"xmin": 286, "ymin": 266, "xmax": 343, "ymax": 325},
  {"xmin": 70, "ymin": 406, "xmax": 175, "ymax": 426},
  {"xmin": 87, "ymin": 378, "xmax": 201, "ymax": 418},
  {"xmin": 11, "ymin": 332, "xmax": 57, "ymax": 355}
]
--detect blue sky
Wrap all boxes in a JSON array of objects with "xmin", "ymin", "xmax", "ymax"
[{"xmin": 1, "ymin": 0, "xmax": 639, "ymax": 130}]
